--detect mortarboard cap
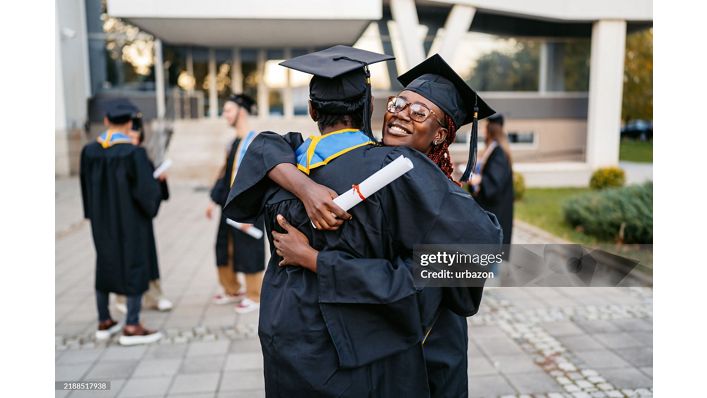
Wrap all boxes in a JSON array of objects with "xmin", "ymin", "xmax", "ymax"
[
  {"xmin": 279, "ymin": 45, "xmax": 394, "ymax": 138},
  {"xmin": 397, "ymin": 54, "xmax": 495, "ymax": 182},
  {"xmin": 487, "ymin": 113, "xmax": 504, "ymax": 126},
  {"xmin": 227, "ymin": 94, "xmax": 257, "ymax": 115},
  {"xmin": 104, "ymin": 98, "xmax": 139, "ymax": 124}
]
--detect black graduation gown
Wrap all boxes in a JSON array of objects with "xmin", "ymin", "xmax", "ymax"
[
  {"xmin": 80, "ymin": 142, "xmax": 163, "ymax": 295},
  {"xmin": 210, "ymin": 137, "xmax": 265, "ymax": 272},
  {"xmin": 476, "ymin": 146, "xmax": 514, "ymax": 245},
  {"xmin": 225, "ymin": 132, "xmax": 502, "ymax": 397}
]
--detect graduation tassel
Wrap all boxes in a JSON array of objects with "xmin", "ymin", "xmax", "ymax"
[
  {"xmin": 460, "ymin": 96, "xmax": 479, "ymax": 183},
  {"xmin": 362, "ymin": 66, "xmax": 375, "ymax": 141}
]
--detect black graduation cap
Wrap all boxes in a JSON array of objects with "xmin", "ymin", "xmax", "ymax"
[
  {"xmin": 397, "ymin": 54, "xmax": 495, "ymax": 182},
  {"xmin": 227, "ymin": 94, "xmax": 257, "ymax": 115},
  {"xmin": 279, "ymin": 45, "xmax": 394, "ymax": 138},
  {"xmin": 104, "ymin": 98, "xmax": 139, "ymax": 124},
  {"xmin": 487, "ymin": 113, "xmax": 505, "ymax": 126}
]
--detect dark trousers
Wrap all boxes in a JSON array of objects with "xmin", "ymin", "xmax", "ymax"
[{"xmin": 96, "ymin": 291, "xmax": 142, "ymax": 325}]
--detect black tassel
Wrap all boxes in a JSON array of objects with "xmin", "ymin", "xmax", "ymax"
[
  {"xmin": 362, "ymin": 66, "xmax": 375, "ymax": 141},
  {"xmin": 460, "ymin": 98, "xmax": 479, "ymax": 183}
]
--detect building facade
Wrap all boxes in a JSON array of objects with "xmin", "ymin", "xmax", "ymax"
[{"xmin": 56, "ymin": 0, "xmax": 652, "ymax": 185}]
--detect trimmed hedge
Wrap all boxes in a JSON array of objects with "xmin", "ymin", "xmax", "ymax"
[
  {"xmin": 590, "ymin": 166, "xmax": 626, "ymax": 190},
  {"xmin": 563, "ymin": 182, "xmax": 652, "ymax": 243}
]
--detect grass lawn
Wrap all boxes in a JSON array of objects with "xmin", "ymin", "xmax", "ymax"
[
  {"xmin": 619, "ymin": 139, "xmax": 653, "ymax": 162},
  {"xmin": 514, "ymin": 187, "xmax": 653, "ymax": 275},
  {"xmin": 515, "ymin": 187, "xmax": 597, "ymax": 245}
]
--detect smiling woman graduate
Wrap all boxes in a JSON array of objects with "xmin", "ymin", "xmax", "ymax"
[{"xmin": 224, "ymin": 47, "xmax": 502, "ymax": 397}]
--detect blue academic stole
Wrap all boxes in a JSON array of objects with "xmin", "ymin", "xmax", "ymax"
[
  {"xmin": 96, "ymin": 130, "xmax": 133, "ymax": 148},
  {"xmin": 295, "ymin": 129, "xmax": 375, "ymax": 175},
  {"xmin": 230, "ymin": 130, "xmax": 257, "ymax": 187}
]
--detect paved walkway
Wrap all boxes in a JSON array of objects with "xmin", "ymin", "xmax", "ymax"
[{"xmin": 55, "ymin": 178, "xmax": 652, "ymax": 398}]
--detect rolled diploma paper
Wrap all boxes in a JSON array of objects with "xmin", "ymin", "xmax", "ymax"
[
  {"xmin": 333, "ymin": 155, "xmax": 414, "ymax": 211},
  {"xmin": 226, "ymin": 218, "xmax": 264, "ymax": 240},
  {"xmin": 153, "ymin": 159, "xmax": 173, "ymax": 179}
]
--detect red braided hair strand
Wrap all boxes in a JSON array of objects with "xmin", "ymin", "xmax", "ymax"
[{"xmin": 427, "ymin": 114, "xmax": 458, "ymax": 182}]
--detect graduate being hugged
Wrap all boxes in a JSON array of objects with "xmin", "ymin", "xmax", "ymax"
[
  {"xmin": 223, "ymin": 47, "xmax": 502, "ymax": 397},
  {"xmin": 80, "ymin": 99, "xmax": 163, "ymax": 346}
]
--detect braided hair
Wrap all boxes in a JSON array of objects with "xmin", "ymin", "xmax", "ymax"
[{"xmin": 426, "ymin": 114, "xmax": 458, "ymax": 182}]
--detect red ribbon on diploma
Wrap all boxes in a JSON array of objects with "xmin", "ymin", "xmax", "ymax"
[{"xmin": 352, "ymin": 184, "xmax": 366, "ymax": 201}]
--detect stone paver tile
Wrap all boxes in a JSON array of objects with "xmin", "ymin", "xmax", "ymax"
[
  {"xmin": 640, "ymin": 367, "xmax": 653, "ymax": 378},
  {"xmin": 593, "ymin": 333, "xmax": 642, "ymax": 349},
  {"xmin": 217, "ymin": 391, "xmax": 265, "ymax": 398},
  {"xmin": 475, "ymin": 336, "xmax": 525, "ymax": 356},
  {"xmin": 229, "ymin": 339, "xmax": 261, "ymax": 354},
  {"xmin": 219, "ymin": 370, "xmax": 264, "ymax": 391},
  {"xmin": 85, "ymin": 361, "xmax": 138, "ymax": 380},
  {"xmin": 468, "ymin": 355, "xmax": 498, "ymax": 376},
  {"xmin": 612, "ymin": 318, "xmax": 652, "ymax": 332},
  {"xmin": 506, "ymin": 371, "xmax": 562, "ymax": 393},
  {"xmin": 145, "ymin": 343, "xmax": 188, "ymax": 359},
  {"xmin": 186, "ymin": 340, "xmax": 230, "ymax": 358},
  {"xmin": 57, "ymin": 348, "xmax": 105, "ymax": 365},
  {"xmin": 55, "ymin": 363, "xmax": 92, "ymax": 381},
  {"xmin": 574, "ymin": 320, "xmax": 622, "ymax": 334},
  {"xmin": 224, "ymin": 353, "xmax": 263, "ymax": 371},
  {"xmin": 169, "ymin": 373, "xmax": 221, "ymax": 395},
  {"xmin": 469, "ymin": 325, "xmax": 506, "ymax": 339},
  {"xmin": 628, "ymin": 331, "xmax": 652, "ymax": 347},
  {"xmin": 118, "ymin": 376, "xmax": 172, "ymax": 397},
  {"xmin": 180, "ymin": 355, "xmax": 226, "ymax": 374},
  {"xmin": 469, "ymin": 374, "xmax": 515, "ymax": 397},
  {"xmin": 573, "ymin": 351, "xmax": 631, "ymax": 369},
  {"xmin": 132, "ymin": 358, "xmax": 183, "ymax": 378},
  {"xmin": 102, "ymin": 346, "xmax": 147, "ymax": 362},
  {"xmin": 489, "ymin": 355, "xmax": 542, "ymax": 374},
  {"xmin": 600, "ymin": 368, "xmax": 653, "ymax": 389},
  {"xmin": 542, "ymin": 321, "xmax": 585, "ymax": 336},
  {"xmin": 615, "ymin": 347, "xmax": 653, "ymax": 367},
  {"xmin": 556, "ymin": 335, "xmax": 604, "ymax": 351}
]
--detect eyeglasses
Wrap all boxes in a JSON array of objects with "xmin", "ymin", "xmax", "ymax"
[{"xmin": 386, "ymin": 96, "xmax": 446, "ymax": 127}]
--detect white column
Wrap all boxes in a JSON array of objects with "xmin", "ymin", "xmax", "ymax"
[
  {"xmin": 208, "ymin": 48, "xmax": 218, "ymax": 119},
  {"xmin": 390, "ymin": 0, "xmax": 425, "ymax": 67},
  {"xmin": 257, "ymin": 49, "xmax": 268, "ymax": 118},
  {"xmin": 231, "ymin": 47, "xmax": 243, "ymax": 94},
  {"xmin": 586, "ymin": 20, "xmax": 627, "ymax": 168},
  {"xmin": 436, "ymin": 5, "xmax": 475, "ymax": 61},
  {"xmin": 539, "ymin": 41, "xmax": 548, "ymax": 93},
  {"xmin": 55, "ymin": 8, "xmax": 70, "ymax": 177},
  {"xmin": 283, "ymin": 48, "xmax": 294, "ymax": 118},
  {"xmin": 154, "ymin": 39, "xmax": 166, "ymax": 119}
]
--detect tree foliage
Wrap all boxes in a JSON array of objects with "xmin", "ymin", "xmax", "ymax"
[
  {"xmin": 467, "ymin": 40, "xmax": 540, "ymax": 91},
  {"xmin": 622, "ymin": 28, "xmax": 653, "ymax": 122}
]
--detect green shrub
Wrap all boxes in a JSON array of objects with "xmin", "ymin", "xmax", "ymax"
[
  {"xmin": 590, "ymin": 166, "xmax": 626, "ymax": 190},
  {"xmin": 513, "ymin": 172, "xmax": 525, "ymax": 201},
  {"xmin": 563, "ymin": 182, "xmax": 652, "ymax": 243}
]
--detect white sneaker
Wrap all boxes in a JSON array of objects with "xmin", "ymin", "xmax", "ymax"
[
  {"xmin": 213, "ymin": 292, "xmax": 245, "ymax": 305},
  {"xmin": 157, "ymin": 298, "xmax": 173, "ymax": 311},
  {"xmin": 234, "ymin": 298, "xmax": 260, "ymax": 314},
  {"xmin": 95, "ymin": 320, "xmax": 122, "ymax": 340}
]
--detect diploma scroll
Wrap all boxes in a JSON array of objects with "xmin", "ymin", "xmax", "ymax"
[
  {"xmin": 226, "ymin": 218, "xmax": 264, "ymax": 240},
  {"xmin": 153, "ymin": 159, "xmax": 173, "ymax": 179},
  {"xmin": 333, "ymin": 155, "xmax": 414, "ymax": 211}
]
